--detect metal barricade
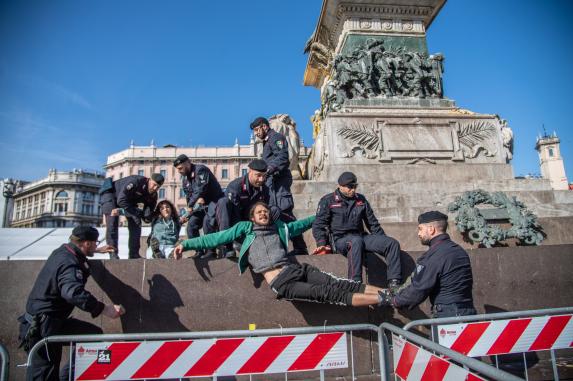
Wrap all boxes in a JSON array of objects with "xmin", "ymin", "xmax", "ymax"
[
  {"xmin": 380, "ymin": 323, "xmax": 523, "ymax": 381},
  {"xmin": 0, "ymin": 342, "xmax": 9, "ymax": 381},
  {"xmin": 27, "ymin": 324, "xmax": 384, "ymax": 381},
  {"xmin": 403, "ymin": 307, "xmax": 573, "ymax": 381}
]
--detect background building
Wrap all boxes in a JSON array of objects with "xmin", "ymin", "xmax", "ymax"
[
  {"xmin": 536, "ymin": 132, "xmax": 569, "ymax": 191},
  {"xmin": 10, "ymin": 169, "xmax": 105, "ymax": 228},
  {"xmin": 104, "ymin": 138, "xmax": 310, "ymax": 215}
]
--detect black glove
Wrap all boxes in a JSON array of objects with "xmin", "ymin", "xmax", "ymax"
[
  {"xmin": 378, "ymin": 289, "xmax": 394, "ymax": 307},
  {"xmin": 142, "ymin": 207, "xmax": 153, "ymax": 223}
]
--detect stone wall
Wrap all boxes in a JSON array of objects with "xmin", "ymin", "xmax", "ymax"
[{"xmin": 2, "ymin": 244, "xmax": 572, "ymax": 380}]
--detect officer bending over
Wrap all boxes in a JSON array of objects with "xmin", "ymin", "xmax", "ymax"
[
  {"xmin": 312, "ymin": 172, "xmax": 402, "ymax": 289},
  {"xmin": 379, "ymin": 211, "xmax": 476, "ymax": 318},
  {"xmin": 174, "ymin": 202, "xmax": 387, "ymax": 307},
  {"xmin": 18, "ymin": 227, "xmax": 125, "ymax": 381},
  {"xmin": 99, "ymin": 173, "xmax": 164, "ymax": 259},
  {"xmin": 214, "ymin": 159, "xmax": 279, "ymax": 258},
  {"xmin": 173, "ymin": 154, "xmax": 224, "ymax": 258}
]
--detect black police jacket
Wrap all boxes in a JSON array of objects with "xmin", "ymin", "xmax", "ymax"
[
  {"xmin": 182, "ymin": 164, "xmax": 224, "ymax": 207},
  {"xmin": 262, "ymin": 129, "xmax": 290, "ymax": 177},
  {"xmin": 312, "ymin": 189, "xmax": 385, "ymax": 246},
  {"xmin": 113, "ymin": 175, "xmax": 158, "ymax": 219},
  {"xmin": 25, "ymin": 244, "xmax": 104, "ymax": 319},
  {"xmin": 394, "ymin": 234, "xmax": 474, "ymax": 309},
  {"xmin": 225, "ymin": 174, "xmax": 278, "ymax": 220}
]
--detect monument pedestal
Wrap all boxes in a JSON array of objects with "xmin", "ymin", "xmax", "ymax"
[{"xmin": 311, "ymin": 104, "xmax": 514, "ymax": 184}]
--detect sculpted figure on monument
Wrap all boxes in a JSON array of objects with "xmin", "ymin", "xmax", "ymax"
[
  {"xmin": 499, "ymin": 118, "xmax": 514, "ymax": 162},
  {"xmin": 428, "ymin": 53, "xmax": 444, "ymax": 97},
  {"xmin": 322, "ymin": 39, "xmax": 446, "ymax": 113},
  {"xmin": 268, "ymin": 114, "xmax": 303, "ymax": 179}
]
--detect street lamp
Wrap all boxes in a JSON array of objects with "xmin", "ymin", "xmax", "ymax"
[{"xmin": 2, "ymin": 179, "xmax": 16, "ymax": 227}]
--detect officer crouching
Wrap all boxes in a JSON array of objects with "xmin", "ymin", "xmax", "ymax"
[
  {"xmin": 379, "ymin": 211, "xmax": 476, "ymax": 318},
  {"xmin": 18, "ymin": 226, "xmax": 125, "ymax": 381}
]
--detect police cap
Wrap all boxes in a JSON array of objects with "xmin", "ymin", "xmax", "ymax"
[
  {"xmin": 337, "ymin": 171, "xmax": 358, "ymax": 186},
  {"xmin": 248, "ymin": 159, "xmax": 268, "ymax": 172},
  {"xmin": 151, "ymin": 173, "xmax": 165, "ymax": 186},
  {"xmin": 71, "ymin": 226, "xmax": 99, "ymax": 242},
  {"xmin": 173, "ymin": 154, "xmax": 189, "ymax": 167},
  {"xmin": 418, "ymin": 211, "xmax": 448, "ymax": 224},
  {"xmin": 250, "ymin": 117, "xmax": 269, "ymax": 130}
]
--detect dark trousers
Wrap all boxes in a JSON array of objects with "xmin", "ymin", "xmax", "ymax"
[
  {"xmin": 334, "ymin": 234, "xmax": 402, "ymax": 283},
  {"xmin": 186, "ymin": 202, "xmax": 217, "ymax": 238},
  {"xmin": 267, "ymin": 173, "xmax": 307, "ymax": 254},
  {"xmin": 270, "ymin": 263, "xmax": 365, "ymax": 306},
  {"xmin": 432, "ymin": 303, "xmax": 477, "ymax": 318},
  {"xmin": 101, "ymin": 194, "xmax": 141, "ymax": 259},
  {"xmin": 24, "ymin": 316, "xmax": 102, "ymax": 381}
]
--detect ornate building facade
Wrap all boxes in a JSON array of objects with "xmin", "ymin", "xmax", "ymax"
[
  {"xmin": 104, "ymin": 138, "xmax": 310, "ymax": 215},
  {"xmin": 10, "ymin": 169, "xmax": 105, "ymax": 228}
]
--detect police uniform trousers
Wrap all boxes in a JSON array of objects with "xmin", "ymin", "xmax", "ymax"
[
  {"xmin": 186, "ymin": 201, "xmax": 218, "ymax": 240},
  {"xmin": 266, "ymin": 174, "xmax": 308, "ymax": 254},
  {"xmin": 22, "ymin": 315, "xmax": 102, "ymax": 381},
  {"xmin": 334, "ymin": 233, "xmax": 401, "ymax": 283},
  {"xmin": 100, "ymin": 192, "xmax": 141, "ymax": 259},
  {"xmin": 269, "ymin": 263, "xmax": 365, "ymax": 306}
]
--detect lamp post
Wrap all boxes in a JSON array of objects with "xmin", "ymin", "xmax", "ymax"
[{"xmin": 2, "ymin": 179, "xmax": 16, "ymax": 228}]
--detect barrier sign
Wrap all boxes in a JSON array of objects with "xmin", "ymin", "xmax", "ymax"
[
  {"xmin": 392, "ymin": 334, "xmax": 485, "ymax": 381},
  {"xmin": 437, "ymin": 314, "xmax": 573, "ymax": 357},
  {"xmin": 74, "ymin": 332, "xmax": 347, "ymax": 380}
]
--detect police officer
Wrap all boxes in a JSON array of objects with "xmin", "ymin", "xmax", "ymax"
[
  {"xmin": 18, "ymin": 226, "xmax": 125, "ymax": 381},
  {"xmin": 173, "ymin": 154, "xmax": 224, "ymax": 258},
  {"xmin": 312, "ymin": 172, "xmax": 402, "ymax": 289},
  {"xmin": 215, "ymin": 159, "xmax": 280, "ymax": 257},
  {"xmin": 250, "ymin": 116, "xmax": 308, "ymax": 255},
  {"xmin": 379, "ymin": 211, "xmax": 476, "ymax": 318},
  {"xmin": 99, "ymin": 173, "xmax": 163, "ymax": 259}
]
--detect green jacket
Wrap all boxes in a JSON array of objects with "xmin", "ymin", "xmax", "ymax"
[{"xmin": 181, "ymin": 215, "xmax": 315, "ymax": 274}]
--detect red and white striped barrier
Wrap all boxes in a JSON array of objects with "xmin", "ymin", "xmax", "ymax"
[
  {"xmin": 392, "ymin": 334, "xmax": 485, "ymax": 381},
  {"xmin": 437, "ymin": 314, "xmax": 573, "ymax": 357},
  {"xmin": 74, "ymin": 332, "xmax": 347, "ymax": 380}
]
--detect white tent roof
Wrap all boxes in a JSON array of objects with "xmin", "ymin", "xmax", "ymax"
[{"xmin": 0, "ymin": 227, "xmax": 152, "ymax": 260}]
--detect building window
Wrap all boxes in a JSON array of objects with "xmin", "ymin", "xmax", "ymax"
[
  {"xmin": 160, "ymin": 169, "xmax": 166, "ymax": 179},
  {"xmin": 83, "ymin": 192, "xmax": 95, "ymax": 201},
  {"xmin": 138, "ymin": 169, "xmax": 144, "ymax": 176},
  {"xmin": 55, "ymin": 190, "xmax": 68, "ymax": 198},
  {"xmin": 548, "ymin": 147, "xmax": 554, "ymax": 157},
  {"xmin": 179, "ymin": 188, "xmax": 186, "ymax": 198},
  {"xmin": 158, "ymin": 189, "xmax": 165, "ymax": 199},
  {"xmin": 241, "ymin": 168, "xmax": 248, "ymax": 176},
  {"xmin": 119, "ymin": 172, "xmax": 124, "ymax": 179},
  {"xmin": 222, "ymin": 168, "xmax": 228, "ymax": 179}
]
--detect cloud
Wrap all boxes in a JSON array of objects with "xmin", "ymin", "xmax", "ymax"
[{"xmin": 1, "ymin": 66, "xmax": 94, "ymax": 110}]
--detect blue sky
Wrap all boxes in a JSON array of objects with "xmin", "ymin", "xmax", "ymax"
[{"xmin": 1, "ymin": 0, "xmax": 572, "ymax": 182}]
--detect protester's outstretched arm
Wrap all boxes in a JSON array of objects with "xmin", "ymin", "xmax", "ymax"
[
  {"xmin": 287, "ymin": 215, "xmax": 316, "ymax": 237},
  {"xmin": 174, "ymin": 221, "xmax": 250, "ymax": 258}
]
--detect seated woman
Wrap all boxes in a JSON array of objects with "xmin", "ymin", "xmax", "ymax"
[{"xmin": 146, "ymin": 200, "xmax": 181, "ymax": 259}]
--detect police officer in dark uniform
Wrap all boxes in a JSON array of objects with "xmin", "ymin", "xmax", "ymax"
[
  {"xmin": 250, "ymin": 117, "xmax": 308, "ymax": 255},
  {"xmin": 379, "ymin": 211, "xmax": 476, "ymax": 318},
  {"xmin": 99, "ymin": 173, "xmax": 163, "ymax": 259},
  {"xmin": 312, "ymin": 172, "xmax": 402, "ymax": 288},
  {"xmin": 18, "ymin": 226, "xmax": 125, "ymax": 381},
  {"xmin": 215, "ymin": 159, "xmax": 280, "ymax": 257},
  {"xmin": 173, "ymin": 154, "xmax": 224, "ymax": 258}
]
